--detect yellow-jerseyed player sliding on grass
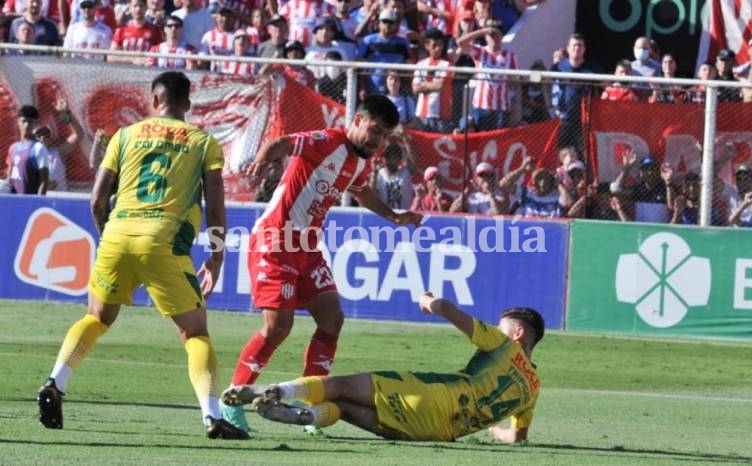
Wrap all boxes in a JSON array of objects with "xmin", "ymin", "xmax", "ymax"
[
  {"xmin": 223, "ymin": 292, "xmax": 544, "ymax": 443},
  {"xmin": 36, "ymin": 71, "xmax": 249, "ymax": 440}
]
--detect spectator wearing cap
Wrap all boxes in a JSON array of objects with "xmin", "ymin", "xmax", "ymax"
[
  {"xmin": 262, "ymin": 40, "xmax": 317, "ymax": 89},
  {"xmin": 355, "ymin": 9, "xmax": 412, "ymax": 96},
  {"xmin": 550, "ymin": 33, "xmax": 604, "ymax": 153},
  {"xmin": 450, "ymin": 161, "xmax": 509, "ymax": 214},
  {"xmin": 716, "ymin": 48, "xmax": 742, "ymax": 103},
  {"xmin": 4, "ymin": 105, "xmax": 49, "ymax": 195},
  {"xmin": 630, "ymin": 36, "xmax": 661, "ymax": 100},
  {"xmin": 412, "ymin": 28, "xmax": 452, "ymax": 133},
  {"xmin": 456, "ymin": 18, "xmax": 520, "ymax": 131},
  {"xmin": 411, "ymin": 165, "xmax": 454, "ymax": 212},
  {"xmin": 62, "ymin": 0, "xmax": 113, "ymax": 61},
  {"xmin": 171, "ymin": 0, "xmax": 215, "ymax": 50},
  {"xmin": 305, "ymin": 17, "xmax": 350, "ymax": 79},
  {"xmin": 671, "ymin": 172, "xmax": 726, "ymax": 226},
  {"xmin": 278, "ymin": 0, "xmax": 335, "ymax": 47},
  {"xmin": 198, "ymin": 6, "xmax": 235, "ymax": 71},
  {"xmin": 109, "ymin": 0, "xmax": 164, "ymax": 63},
  {"xmin": 146, "ymin": 15, "xmax": 196, "ymax": 69},
  {"xmin": 610, "ymin": 149, "xmax": 675, "ymax": 223},
  {"xmin": 9, "ymin": 0, "xmax": 60, "ymax": 46},
  {"xmin": 217, "ymin": 28, "xmax": 255, "ymax": 75},
  {"xmin": 729, "ymin": 165, "xmax": 752, "ymax": 227},
  {"xmin": 370, "ymin": 137, "xmax": 417, "ymax": 210},
  {"xmin": 256, "ymin": 14, "xmax": 289, "ymax": 59}
]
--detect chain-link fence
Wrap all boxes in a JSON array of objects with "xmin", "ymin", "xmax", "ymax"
[{"xmin": 1, "ymin": 44, "xmax": 751, "ymax": 227}]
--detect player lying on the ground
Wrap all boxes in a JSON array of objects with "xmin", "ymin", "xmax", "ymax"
[{"xmin": 222, "ymin": 292, "xmax": 545, "ymax": 442}]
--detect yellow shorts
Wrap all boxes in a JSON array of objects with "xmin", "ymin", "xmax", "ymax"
[
  {"xmin": 371, "ymin": 371, "xmax": 458, "ymax": 442},
  {"xmin": 88, "ymin": 233, "xmax": 205, "ymax": 316}
]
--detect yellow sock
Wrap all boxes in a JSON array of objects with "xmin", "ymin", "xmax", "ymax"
[
  {"xmin": 288, "ymin": 376, "xmax": 325, "ymax": 405},
  {"xmin": 310, "ymin": 402, "xmax": 341, "ymax": 428},
  {"xmin": 56, "ymin": 314, "xmax": 109, "ymax": 370},
  {"xmin": 185, "ymin": 336, "xmax": 218, "ymax": 399}
]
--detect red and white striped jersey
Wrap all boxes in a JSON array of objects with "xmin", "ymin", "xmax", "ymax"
[
  {"xmin": 421, "ymin": 0, "xmax": 456, "ymax": 35},
  {"xmin": 413, "ymin": 57, "xmax": 452, "ymax": 118},
  {"xmin": 199, "ymin": 28, "xmax": 234, "ymax": 71},
  {"xmin": 62, "ymin": 21, "xmax": 113, "ymax": 60},
  {"xmin": 469, "ymin": 44, "xmax": 517, "ymax": 111},
  {"xmin": 279, "ymin": 0, "xmax": 335, "ymax": 47},
  {"xmin": 112, "ymin": 21, "xmax": 163, "ymax": 51},
  {"xmin": 146, "ymin": 42, "xmax": 195, "ymax": 69},
  {"xmin": 218, "ymin": 54, "xmax": 255, "ymax": 75},
  {"xmin": 253, "ymin": 127, "xmax": 371, "ymax": 237}
]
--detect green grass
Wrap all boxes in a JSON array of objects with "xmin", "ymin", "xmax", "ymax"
[{"xmin": 2, "ymin": 300, "xmax": 752, "ymax": 465}]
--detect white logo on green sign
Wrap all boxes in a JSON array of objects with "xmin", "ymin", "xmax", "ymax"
[{"xmin": 615, "ymin": 232, "xmax": 711, "ymax": 328}]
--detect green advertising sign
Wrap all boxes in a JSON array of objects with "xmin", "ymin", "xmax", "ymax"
[{"xmin": 567, "ymin": 220, "xmax": 752, "ymax": 339}]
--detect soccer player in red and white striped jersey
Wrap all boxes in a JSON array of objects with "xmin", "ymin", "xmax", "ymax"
[
  {"xmin": 219, "ymin": 95, "xmax": 423, "ymax": 434},
  {"xmin": 109, "ymin": 0, "xmax": 163, "ymax": 63}
]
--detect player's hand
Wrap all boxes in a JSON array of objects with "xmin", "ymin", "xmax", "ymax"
[
  {"xmin": 197, "ymin": 257, "xmax": 223, "ymax": 298},
  {"xmin": 242, "ymin": 161, "xmax": 267, "ymax": 186},
  {"xmin": 419, "ymin": 292, "xmax": 438, "ymax": 315},
  {"xmin": 393, "ymin": 210, "xmax": 423, "ymax": 226}
]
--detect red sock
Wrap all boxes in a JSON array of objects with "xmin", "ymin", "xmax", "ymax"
[
  {"xmin": 303, "ymin": 328, "xmax": 338, "ymax": 376},
  {"xmin": 231, "ymin": 332, "xmax": 277, "ymax": 386}
]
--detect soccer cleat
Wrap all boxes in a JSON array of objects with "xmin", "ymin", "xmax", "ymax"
[
  {"xmin": 37, "ymin": 378, "xmax": 64, "ymax": 429},
  {"xmin": 252, "ymin": 397, "xmax": 314, "ymax": 426},
  {"xmin": 221, "ymin": 384, "xmax": 279, "ymax": 406},
  {"xmin": 219, "ymin": 400, "xmax": 252, "ymax": 432},
  {"xmin": 206, "ymin": 417, "xmax": 251, "ymax": 440}
]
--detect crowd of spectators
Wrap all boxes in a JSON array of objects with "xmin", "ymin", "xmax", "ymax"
[{"xmin": 2, "ymin": 0, "xmax": 752, "ymax": 229}]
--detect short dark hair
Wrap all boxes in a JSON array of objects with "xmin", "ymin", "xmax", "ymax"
[
  {"xmin": 501, "ymin": 307, "xmax": 545, "ymax": 345},
  {"xmin": 165, "ymin": 15, "xmax": 183, "ymax": 27},
  {"xmin": 356, "ymin": 94, "xmax": 399, "ymax": 129},
  {"xmin": 151, "ymin": 71, "xmax": 191, "ymax": 106},
  {"xmin": 19, "ymin": 105, "xmax": 39, "ymax": 119}
]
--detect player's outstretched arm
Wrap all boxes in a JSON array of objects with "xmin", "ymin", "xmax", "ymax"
[
  {"xmin": 198, "ymin": 168, "xmax": 226, "ymax": 298},
  {"xmin": 418, "ymin": 292, "xmax": 473, "ymax": 338},
  {"xmin": 348, "ymin": 184, "xmax": 423, "ymax": 226},
  {"xmin": 244, "ymin": 136, "xmax": 292, "ymax": 182}
]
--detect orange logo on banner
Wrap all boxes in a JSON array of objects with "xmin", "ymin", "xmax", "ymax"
[{"xmin": 14, "ymin": 208, "xmax": 95, "ymax": 296}]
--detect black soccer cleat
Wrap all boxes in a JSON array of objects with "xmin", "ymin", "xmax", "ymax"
[
  {"xmin": 206, "ymin": 417, "xmax": 251, "ymax": 440},
  {"xmin": 37, "ymin": 378, "xmax": 64, "ymax": 429}
]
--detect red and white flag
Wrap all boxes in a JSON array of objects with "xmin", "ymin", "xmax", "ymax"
[{"xmin": 697, "ymin": 0, "xmax": 752, "ymax": 71}]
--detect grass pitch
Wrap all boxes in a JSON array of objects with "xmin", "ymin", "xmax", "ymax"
[{"xmin": 1, "ymin": 300, "xmax": 751, "ymax": 465}]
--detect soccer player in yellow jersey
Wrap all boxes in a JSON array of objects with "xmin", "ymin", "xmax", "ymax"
[
  {"xmin": 36, "ymin": 71, "xmax": 248, "ymax": 440},
  {"xmin": 222, "ymin": 292, "xmax": 544, "ymax": 443}
]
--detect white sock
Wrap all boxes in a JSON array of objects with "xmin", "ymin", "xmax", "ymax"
[
  {"xmin": 202, "ymin": 396, "xmax": 220, "ymax": 425},
  {"xmin": 49, "ymin": 363, "xmax": 73, "ymax": 393},
  {"xmin": 275, "ymin": 382, "xmax": 296, "ymax": 399}
]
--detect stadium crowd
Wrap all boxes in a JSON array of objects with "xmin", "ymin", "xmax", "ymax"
[{"xmin": 2, "ymin": 0, "xmax": 752, "ymax": 227}]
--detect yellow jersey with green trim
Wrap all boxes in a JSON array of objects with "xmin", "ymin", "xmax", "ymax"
[
  {"xmin": 100, "ymin": 117, "xmax": 223, "ymax": 247},
  {"xmin": 443, "ymin": 318, "xmax": 540, "ymax": 436}
]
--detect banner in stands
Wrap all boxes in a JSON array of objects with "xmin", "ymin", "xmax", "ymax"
[
  {"xmin": 588, "ymin": 99, "xmax": 752, "ymax": 185},
  {"xmin": 0, "ymin": 195, "xmax": 569, "ymax": 329},
  {"xmin": 567, "ymin": 220, "xmax": 752, "ymax": 339}
]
